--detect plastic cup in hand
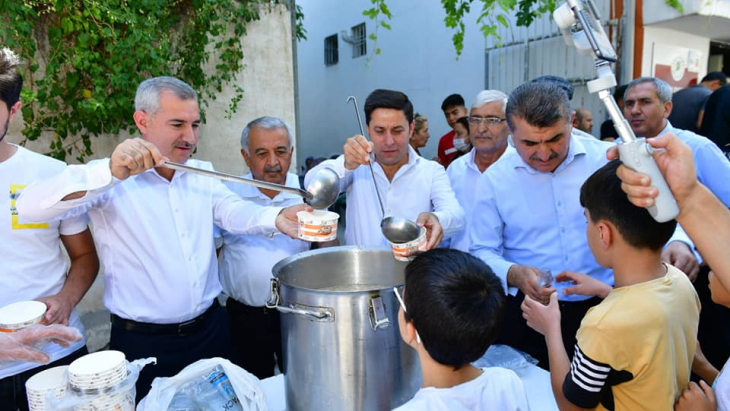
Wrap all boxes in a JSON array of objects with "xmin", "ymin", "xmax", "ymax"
[{"xmin": 537, "ymin": 268, "xmax": 553, "ymax": 288}]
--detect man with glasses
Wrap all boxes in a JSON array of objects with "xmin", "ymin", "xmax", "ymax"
[{"xmin": 446, "ymin": 90, "xmax": 510, "ymax": 252}]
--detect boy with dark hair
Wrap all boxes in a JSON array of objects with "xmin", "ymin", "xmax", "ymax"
[
  {"xmin": 437, "ymin": 93, "xmax": 469, "ymax": 167},
  {"xmin": 522, "ymin": 159, "xmax": 699, "ymax": 411},
  {"xmin": 394, "ymin": 249, "xmax": 530, "ymax": 410}
]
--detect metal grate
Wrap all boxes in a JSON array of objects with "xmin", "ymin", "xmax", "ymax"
[
  {"xmin": 351, "ymin": 23, "xmax": 366, "ymax": 58},
  {"xmin": 324, "ymin": 34, "xmax": 338, "ymax": 66}
]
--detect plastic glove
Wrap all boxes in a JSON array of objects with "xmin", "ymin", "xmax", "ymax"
[{"xmin": 0, "ymin": 324, "xmax": 82, "ymax": 364}]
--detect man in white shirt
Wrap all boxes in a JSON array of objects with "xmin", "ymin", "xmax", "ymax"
[
  {"xmin": 0, "ymin": 48, "xmax": 99, "ymax": 411},
  {"xmin": 469, "ymin": 81, "xmax": 691, "ymax": 369},
  {"xmin": 16, "ymin": 76, "xmax": 305, "ymax": 401},
  {"xmin": 305, "ymin": 89, "xmax": 464, "ymax": 249},
  {"xmin": 216, "ymin": 116, "xmax": 309, "ymax": 379},
  {"xmin": 447, "ymin": 90, "xmax": 510, "ymax": 252}
]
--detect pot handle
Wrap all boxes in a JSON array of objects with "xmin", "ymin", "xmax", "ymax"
[
  {"xmin": 369, "ymin": 295, "xmax": 390, "ymax": 331},
  {"xmin": 266, "ymin": 278, "xmax": 334, "ymax": 322}
]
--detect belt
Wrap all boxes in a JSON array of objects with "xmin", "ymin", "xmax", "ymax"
[
  {"xmin": 226, "ymin": 298, "xmax": 276, "ymax": 315},
  {"xmin": 111, "ymin": 300, "xmax": 219, "ymax": 336}
]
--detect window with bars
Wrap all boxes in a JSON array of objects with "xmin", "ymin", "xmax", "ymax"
[
  {"xmin": 324, "ymin": 34, "xmax": 338, "ymax": 66},
  {"xmin": 351, "ymin": 23, "xmax": 366, "ymax": 58}
]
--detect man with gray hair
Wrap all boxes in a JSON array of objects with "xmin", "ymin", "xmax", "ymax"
[
  {"xmin": 215, "ymin": 116, "xmax": 309, "ymax": 379},
  {"xmin": 446, "ymin": 89, "xmax": 509, "ymax": 252},
  {"xmin": 625, "ymin": 75, "xmax": 730, "ymax": 370},
  {"xmin": 17, "ymin": 77, "xmax": 306, "ymax": 400}
]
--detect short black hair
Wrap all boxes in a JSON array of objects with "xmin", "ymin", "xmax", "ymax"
[
  {"xmin": 580, "ymin": 159, "xmax": 677, "ymax": 251},
  {"xmin": 441, "ymin": 93, "xmax": 465, "ymax": 111},
  {"xmin": 455, "ymin": 116, "xmax": 469, "ymax": 132},
  {"xmin": 701, "ymin": 72, "xmax": 728, "ymax": 84},
  {"xmin": 364, "ymin": 89, "xmax": 414, "ymax": 125},
  {"xmin": 506, "ymin": 81, "xmax": 571, "ymax": 131},
  {"xmin": 531, "ymin": 75, "xmax": 574, "ymax": 100},
  {"xmin": 403, "ymin": 249, "xmax": 505, "ymax": 369},
  {"xmin": 614, "ymin": 84, "xmax": 628, "ymax": 102},
  {"xmin": 0, "ymin": 48, "xmax": 23, "ymax": 110}
]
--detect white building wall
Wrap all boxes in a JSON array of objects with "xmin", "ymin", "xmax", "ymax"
[
  {"xmin": 297, "ymin": 0, "xmax": 622, "ymax": 148},
  {"xmin": 296, "ymin": 0, "xmax": 487, "ymax": 162},
  {"xmin": 641, "ymin": 27, "xmax": 710, "ymax": 77}
]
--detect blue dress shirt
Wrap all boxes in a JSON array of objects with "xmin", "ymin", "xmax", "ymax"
[{"xmin": 470, "ymin": 132, "xmax": 615, "ymax": 301}]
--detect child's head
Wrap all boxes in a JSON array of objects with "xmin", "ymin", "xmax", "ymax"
[
  {"xmin": 399, "ymin": 249, "xmax": 505, "ymax": 369},
  {"xmin": 580, "ymin": 159, "xmax": 677, "ymax": 266}
]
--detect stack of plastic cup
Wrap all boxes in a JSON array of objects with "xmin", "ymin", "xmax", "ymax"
[
  {"xmin": 68, "ymin": 351, "xmax": 134, "ymax": 411},
  {"xmin": 0, "ymin": 301, "xmax": 47, "ymax": 333},
  {"xmin": 25, "ymin": 366, "xmax": 68, "ymax": 411}
]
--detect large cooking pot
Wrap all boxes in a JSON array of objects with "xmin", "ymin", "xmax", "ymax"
[{"xmin": 266, "ymin": 247, "xmax": 421, "ymax": 411}]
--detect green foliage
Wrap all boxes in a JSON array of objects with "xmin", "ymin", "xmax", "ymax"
[
  {"xmin": 0, "ymin": 0, "xmax": 271, "ymax": 162},
  {"xmin": 363, "ymin": 0, "xmax": 686, "ymax": 57},
  {"xmin": 295, "ymin": 4, "xmax": 307, "ymax": 41},
  {"xmin": 362, "ymin": 0, "xmax": 392, "ymax": 59}
]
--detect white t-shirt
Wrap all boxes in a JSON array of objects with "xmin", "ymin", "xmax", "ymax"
[
  {"xmin": 393, "ymin": 367, "xmax": 530, "ymax": 411},
  {"xmin": 0, "ymin": 145, "xmax": 88, "ymax": 379},
  {"xmin": 715, "ymin": 360, "xmax": 730, "ymax": 411}
]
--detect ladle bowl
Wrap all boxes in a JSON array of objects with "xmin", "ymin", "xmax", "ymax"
[
  {"xmin": 305, "ymin": 168, "xmax": 341, "ymax": 210},
  {"xmin": 381, "ymin": 216, "xmax": 422, "ymax": 244}
]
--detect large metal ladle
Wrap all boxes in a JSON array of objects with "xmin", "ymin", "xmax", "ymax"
[
  {"xmin": 346, "ymin": 96, "xmax": 421, "ymax": 244},
  {"xmin": 162, "ymin": 161, "xmax": 341, "ymax": 210}
]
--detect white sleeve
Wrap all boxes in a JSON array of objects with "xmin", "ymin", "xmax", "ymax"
[
  {"xmin": 17, "ymin": 159, "xmax": 114, "ymax": 223},
  {"xmin": 430, "ymin": 164, "xmax": 465, "ymax": 239},
  {"xmin": 209, "ymin": 168, "xmax": 280, "ymax": 236}
]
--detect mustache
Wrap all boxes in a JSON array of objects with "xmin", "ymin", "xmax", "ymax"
[
  {"xmin": 264, "ymin": 165, "xmax": 283, "ymax": 173},
  {"xmin": 530, "ymin": 152, "xmax": 558, "ymax": 162}
]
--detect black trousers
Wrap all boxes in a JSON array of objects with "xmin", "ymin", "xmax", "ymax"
[
  {"xmin": 110, "ymin": 301, "xmax": 236, "ymax": 403},
  {"xmin": 226, "ymin": 298, "xmax": 282, "ymax": 379},
  {"xmin": 0, "ymin": 345, "xmax": 88, "ymax": 411},
  {"xmin": 495, "ymin": 291, "xmax": 601, "ymax": 370},
  {"xmin": 696, "ymin": 265, "xmax": 730, "ymax": 370}
]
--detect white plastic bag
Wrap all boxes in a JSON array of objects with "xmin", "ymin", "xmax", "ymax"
[{"xmin": 137, "ymin": 357, "xmax": 268, "ymax": 411}]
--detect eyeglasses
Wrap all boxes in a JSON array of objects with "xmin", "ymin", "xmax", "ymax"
[
  {"xmin": 392, "ymin": 287, "xmax": 421, "ymax": 344},
  {"xmin": 467, "ymin": 116, "xmax": 506, "ymax": 126}
]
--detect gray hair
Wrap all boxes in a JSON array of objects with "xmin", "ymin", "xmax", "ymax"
[
  {"xmin": 240, "ymin": 116, "xmax": 294, "ymax": 154},
  {"xmin": 134, "ymin": 76, "xmax": 198, "ymax": 115},
  {"xmin": 625, "ymin": 77, "xmax": 672, "ymax": 104},
  {"xmin": 413, "ymin": 113, "xmax": 428, "ymax": 133},
  {"xmin": 506, "ymin": 82, "xmax": 571, "ymax": 130},
  {"xmin": 472, "ymin": 89, "xmax": 508, "ymax": 113}
]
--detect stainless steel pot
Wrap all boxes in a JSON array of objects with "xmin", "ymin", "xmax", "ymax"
[{"xmin": 266, "ymin": 247, "xmax": 421, "ymax": 411}]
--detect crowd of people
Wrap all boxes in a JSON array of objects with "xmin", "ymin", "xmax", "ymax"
[{"xmin": 3, "ymin": 41, "xmax": 730, "ymax": 411}]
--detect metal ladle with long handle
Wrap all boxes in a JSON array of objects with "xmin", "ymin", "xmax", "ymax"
[
  {"xmin": 162, "ymin": 161, "xmax": 340, "ymax": 210},
  {"xmin": 346, "ymin": 96, "xmax": 421, "ymax": 244}
]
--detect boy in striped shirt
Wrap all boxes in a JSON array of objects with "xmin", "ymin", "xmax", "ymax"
[{"xmin": 521, "ymin": 160, "xmax": 700, "ymax": 410}]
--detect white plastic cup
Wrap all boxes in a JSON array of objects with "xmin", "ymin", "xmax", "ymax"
[
  {"xmin": 389, "ymin": 227, "xmax": 428, "ymax": 262},
  {"xmin": 0, "ymin": 301, "xmax": 47, "ymax": 333},
  {"xmin": 25, "ymin": 366, "xmax": 68, "ymax": 411},
  {"xmin": 68, "ymin": 350, "xmax": 127, "ymax": 390},
  {"xmin": 297, "ymin": 210, "xmax": 339, "ymax": 242}
]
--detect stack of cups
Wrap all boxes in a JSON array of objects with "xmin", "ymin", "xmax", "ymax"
[
  {"xmin": 25, "ymin": 366, "xmax": 68, "ymax": 411},
  {"xmin": 0, "ymin": 301, "xmax": 47, "ymax": 333},
  {"xmin": 68, "ymin": 351, "xmax": 135, "ymax": 411}
]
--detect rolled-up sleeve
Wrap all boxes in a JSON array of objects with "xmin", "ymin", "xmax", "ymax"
[
  {"xmin": 430, "ymin": 165, "xmax": 464, "ymax": 239},
  {"xmin": 469, "ymin": 173, "xmax": 514, "ymax": 294},
  {"xmin": 17, "ymin": 159, "xmax": 114, "ymax": 223}
]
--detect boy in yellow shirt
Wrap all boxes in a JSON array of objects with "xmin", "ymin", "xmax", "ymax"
[{"xmin": 522, "ymin": 159, "xmax": 700, "ymax": 410}]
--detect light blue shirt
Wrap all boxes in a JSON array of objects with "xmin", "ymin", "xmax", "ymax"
[
  {"xmin": 470, "ymin": 132, "xmax": 615, "ymax": 301},
  {"xmin": 446, "ymin": 146, "xmax": 515, "ymax": 252},
  {"xmin": 659, "ymin": 121, "xmax": 730, "ymax": 207}
]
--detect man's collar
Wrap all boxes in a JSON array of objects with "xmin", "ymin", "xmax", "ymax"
[{"xmin": 657, "ymin": 120, "xmax": 673, "ymax": 137}]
